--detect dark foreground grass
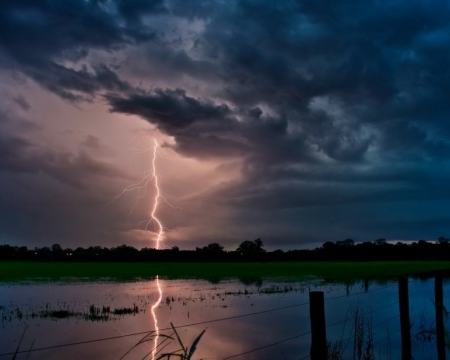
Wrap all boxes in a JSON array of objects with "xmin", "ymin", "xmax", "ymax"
[{"xmin": 1, "ymin": 261, "xmax": 450, "ymax": 283}]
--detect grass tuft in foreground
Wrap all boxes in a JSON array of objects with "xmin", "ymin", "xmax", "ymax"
[{"xmin": 120, "ymin": 323, "xmax": 205, "ymax": 360}]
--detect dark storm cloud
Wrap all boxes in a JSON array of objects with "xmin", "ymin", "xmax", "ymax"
[
  {"xmin": 0, "ymin": 167, "xmax": 130, "ymax": 247},
  {"xmin": 3, "ymin": 0, "xmax": 450, "ymax": 245},
  {"xmin": 25, "ymin": 62, "xmax": 133, "ymax": 102},
  {"xmin": 193, "ymin": 1, "xmax": 399, "ymax": 107},
  {"xmin": 107, "ymin": 88, "xmax": 251, "ymax": 158},
  {"xmin": 0, "ymin": 133, "xmax": 132, "ymax": 189},
  {"xmin": 104, "ymin": 0, "xmax": 450, "ymax": 222},
  {"xmin": 115, "ymin": 0, "xmax": 167, "ymax": 22},
  {"xmin": 0, "ymin": 135, "xmax": 34, "ymax": 173},
  {"xmin": 0, "ymin": 108, "xmax": 41, "ymax": 133},
  {"xmin": 0, "ymin": 130, "xmax": 136, "ymax": 246},
  {"xmin": 4, "ymin": 0, "xmax": 450, "ymax": 153},
  {"xmin": 12, "ymin": 95, "xmax": 30, "ymax": 111},
  {"xmin": 0, "ymin": 0, "xmax": 154, "ymax": 100},
  {"xmin": 215, "ymin": 165, "xmax": 449, "ymax": 211},
  {"xmin": 37, "ymin": 150, "xmax": 134, "ymax": 189},
  {"xmin": 107, "ymin": 88, "xmax": 233, "ymax": 131},
  {"xmin": 190, "ymin": 0, "xmax": 450, "ymax": 128},
  {"xmin": 81, "ymin": 135, "xmax": 102, "ymax": 150}
]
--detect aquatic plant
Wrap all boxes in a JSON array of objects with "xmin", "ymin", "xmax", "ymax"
[
  {"xmin": 156, "ymin": 323, "xmax": 206, "ymax": 360},
  {"xmin": 0, "ymin": 302, "xmax": 142, "ymax": 324},
  {"xmin": 415, "ymin": 301, "xmax": 450, "ymax": 351},
  {"xmin": 327, "ymin": 306, "xmax": 376, "ymax": 360},
  {"xmin": 327, "ymin": 339, "xmax": 344, "ymax": 360},
  {"xmin": 11, "ymin": 326, "xmax": 28, "ymax": 360},
  {"xmin": 120, "ymin": 323, "xmax": 205, "ymax": 360}
]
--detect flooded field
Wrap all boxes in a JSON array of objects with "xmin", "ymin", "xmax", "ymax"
[{"xmin": 0, "ymin": 275, "xmax": 449, "ymax": 359}]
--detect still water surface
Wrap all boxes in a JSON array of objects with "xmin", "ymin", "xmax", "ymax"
[{"xmin": 0, "ymin": 276, "xmax": 449, "ymax": 359}]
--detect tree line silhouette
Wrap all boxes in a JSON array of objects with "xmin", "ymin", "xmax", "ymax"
[{"xmin": 1, "ymin": 237, "xmax": 450, "ymax": 262}]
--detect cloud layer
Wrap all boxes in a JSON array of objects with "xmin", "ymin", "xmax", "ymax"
[{"xmin": 2, "ymin": 0, "xmax": 450, "ymax": 248}]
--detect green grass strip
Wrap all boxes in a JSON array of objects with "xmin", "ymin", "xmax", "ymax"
[{"xmin": 1, "ymin": 261, "xmax": 450, "ymax": 283}]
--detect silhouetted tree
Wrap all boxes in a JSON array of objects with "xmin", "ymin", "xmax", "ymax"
[
  {"xmin": 336, "ymin": 239, "xmax": 354, "ymax": 247},
  {"xmin": 51, "ymin": 243, "xmax": 63, "ymax": 254},
  {"xmin": 112, "ymin": 244, "xmax": 138, "ymax": 257},
  {"xmin": 3, "ymin": 235, "xmax": 450, "ymax": 262},
  {"xmin": 36, "ymin": 246, "xmax": 52, "ymax": 260},
  {"xmin": 194, "ymin": 243, "xmax": 226, "ymax": 261},
  {"xmin": 321, "ymin": 241, "xmax": 336, "ymax": 250},
  {"xmin": 236, "ymin": 238, "xmax": 265, "ymax": 258},
  {"xmin": 374, "ymin": 238, "xmax": 387, "ymax": 246},
  {"xmin": 438, "ymin": 236, "xmax": 449, "ymax": 244},
  {"xmin": 196, "ymin": 243, "xmax": 225, "ymax": 253}
]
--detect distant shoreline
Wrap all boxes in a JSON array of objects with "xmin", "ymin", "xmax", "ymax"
[{"xmin": 2, "ymin": 238, "xmax": 450, "ymax": 263}]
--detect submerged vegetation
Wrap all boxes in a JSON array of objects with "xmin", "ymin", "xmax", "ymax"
[{"xmin": 1, "ymin": 303, "xmax": 140, "ymax": 323}]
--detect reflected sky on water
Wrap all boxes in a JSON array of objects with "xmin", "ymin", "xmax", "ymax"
[{"xmin": 0, "ymin": 277, "xmax": 449, "ymax": 359}]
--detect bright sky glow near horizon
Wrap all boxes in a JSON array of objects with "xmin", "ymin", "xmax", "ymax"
[{"xmin": 1, "ymin": 0, "xmax": 450, "ymax": 250}]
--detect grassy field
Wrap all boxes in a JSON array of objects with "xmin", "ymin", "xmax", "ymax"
[{"xmin": 1, "ymin": 261, "xmax": 450, "ymax": 283}]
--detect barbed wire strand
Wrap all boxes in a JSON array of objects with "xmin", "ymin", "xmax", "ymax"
[
  {"xmin": 325, "ymin": 299, "xmax": 400, "ymax": 329},
  {"xmin": 221, "ymin": 331, "xmax": 311, "ymax": 360}
]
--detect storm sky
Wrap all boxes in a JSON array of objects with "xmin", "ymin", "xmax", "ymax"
[{"xmin": 1, "ymin": 0, "xmax": 450, "ymax": 250}]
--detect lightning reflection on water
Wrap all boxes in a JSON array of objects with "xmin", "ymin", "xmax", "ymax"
[{"xmin": 151, "ymin": 275, "xmax": 163, "ymax": 359}]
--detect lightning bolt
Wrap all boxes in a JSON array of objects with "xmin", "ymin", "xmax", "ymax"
[
  {"xmin": 106, "ymin": 170, "xmax": 153, "ymax": 210},
  {"xmin": 150, "ymin": 139, "xmax": 164, "ymax": 249}
]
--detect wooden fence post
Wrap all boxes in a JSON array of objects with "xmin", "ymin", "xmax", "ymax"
[
  {"xmin": 398, "ymin": 277, "xmax": 411, "ymax": 360},
  {"xmin": 310, "ymin": 291, "xmax": 327, "ymax": 360},
  {"xmin": 435, "ymin": 275, "xmax": 446, "ymax": 360}
]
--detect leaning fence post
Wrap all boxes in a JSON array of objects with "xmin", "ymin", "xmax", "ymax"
[
  {"xmin": 309, "ymin": 291, "xmax": 327, "ymax": 360},
  {"xmin": 398, "ymin": 277, "xmax": 411, "ymax": 360},
  {"xmin": 435, "ymin": 274, "xmax": 446, "ymax": 360}
]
